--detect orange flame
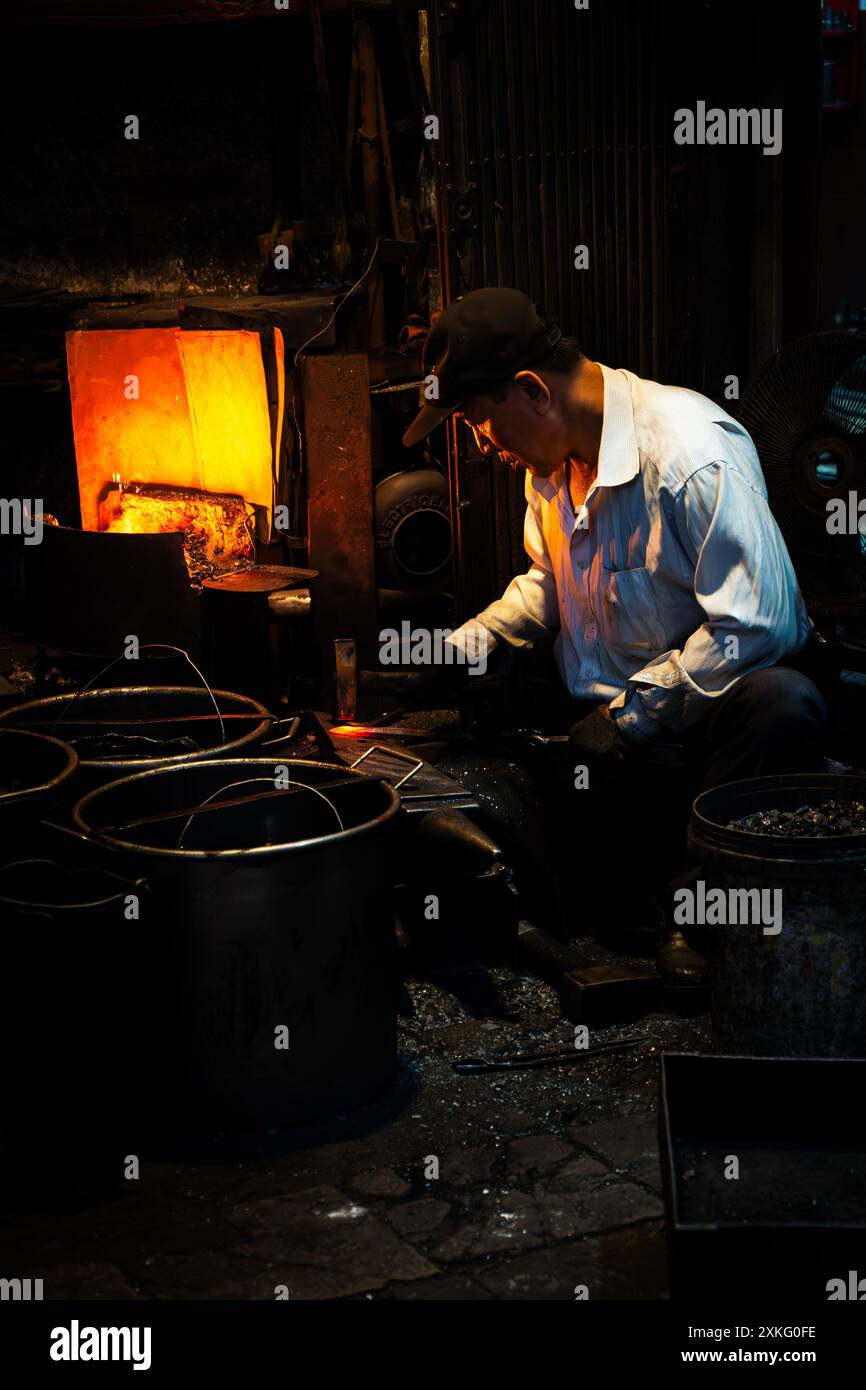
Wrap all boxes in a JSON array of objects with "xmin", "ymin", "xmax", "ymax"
[
  {"xmin": 66, "ymin": 327, "xmax": 282, "ymax": 536},
  {"xmin": 100, "ymin": 486, "xmax": 254, "ymax": 577}
]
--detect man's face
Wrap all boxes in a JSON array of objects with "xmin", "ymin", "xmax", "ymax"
[{"xmin": 457, "ymin": 376, "xmax": 563, "ymax": 479}]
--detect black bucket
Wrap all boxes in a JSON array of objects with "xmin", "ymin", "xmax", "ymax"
[
  {"xmin": 0, "ymin": 857, "xmax": 150, "ymax": 1165},
  {"xmin": 72, "ymin": 758, "xmax": 403, "ymax": 1135},
  {"xmin": 0, "ymin": 685, "xmax": 273, "ymax": 794},
  {"xmin": 688, "ymin": 773, "xmax": 866, "ymax": 1057},
  {"xmin": 0, "ymin": 728, "xmax": 79, "ymax": 842}
]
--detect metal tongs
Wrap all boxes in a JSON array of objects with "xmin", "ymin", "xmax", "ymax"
[
  {"xmin": 348, "ymin": 743, "xmax": 424, "ymax": 790},
  {"xmin": 453, "ymin": 1033, "xmax": 651, "ymax": 1075}
]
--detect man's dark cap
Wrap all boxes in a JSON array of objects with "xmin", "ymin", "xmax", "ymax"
[{"xmin": 402, "ymin": 288, "xmax": 562, "ymax": 448}]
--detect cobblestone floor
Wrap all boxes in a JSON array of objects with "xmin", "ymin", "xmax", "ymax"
[{"xmin": 1, "ymin": 962, "xmax": 711, "ymax": 1302}]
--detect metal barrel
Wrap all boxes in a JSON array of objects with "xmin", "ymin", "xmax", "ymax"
[
  {"xmin": 0, "ymin": 686, "xmax": 273, "ymax": 792},
  {"xmin": 0, "ymin": 728, "xmax": 79, "ymax": 837},
  {"xmin": 72, "ymin": 758, "xmax": 404, "ymax": 1135},
  {"xmin": 688, "ymin": 773, "xmax": 866, "ymax": 1058}
]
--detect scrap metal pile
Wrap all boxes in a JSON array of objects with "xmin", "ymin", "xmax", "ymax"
[
  {"xmin": 99, "ymin": 483, "xmax": 255, "ymax": 585},
  {"xmin": 728, "ymin": 799, "xmax": 866, "ymax": 837}
]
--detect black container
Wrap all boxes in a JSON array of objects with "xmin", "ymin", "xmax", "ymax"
[
  {"xmin": 72, "ymin": 758, "xmax": 403, "ymax": 1136},
  {"xmin": 660, "ymin": 1053, "xmax": 866, "ymax": 1301},
  {"xmin": 0, "ymin": 728, "xmax": 79, "ymax": 841},
  {"xmin": 688, "ymin": 774, "xmax": 866, "ymax": 1057},
  {"xmin": 0, "ymin": 685, "xmax": 273, "ymax": 794},
  {"xmin": 0, "ymin": 856, "xmax": 151, "ymax": 1167}
]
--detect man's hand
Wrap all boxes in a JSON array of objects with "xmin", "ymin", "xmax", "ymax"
[
  {"xmin": 568, "ymin": 704, "xmax": 630, "ymax": 785},
  {"xmin": 420, "ymin": 660, "xmax": 476, "ymax": 704}
]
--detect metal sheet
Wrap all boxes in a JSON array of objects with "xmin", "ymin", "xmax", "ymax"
[{"xmin": 23, "ymin": 525, "xmax": 200, "ymax": 657}]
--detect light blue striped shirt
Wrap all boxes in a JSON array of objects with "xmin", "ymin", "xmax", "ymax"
[{"xmin": 449, "ymin": 362, "xmax": 812, "ymax": 742}]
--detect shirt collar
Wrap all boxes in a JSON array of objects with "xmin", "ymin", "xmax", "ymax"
[
  {"xmin": 595, "ymin": 363, "xmax": 641, "ymax": 487},
  {"xmin": 529, "ymin": 362, "xmax": 640, "ymax": 501}
]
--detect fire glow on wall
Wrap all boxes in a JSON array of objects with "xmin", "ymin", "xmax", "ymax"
[{"xmin": 65, "ymin": 327, "xmax": 284, "ymax": 576}]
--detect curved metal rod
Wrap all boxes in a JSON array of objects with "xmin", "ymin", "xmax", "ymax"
[{"xmin": 176, "ymin": 776, "xmax": 344, "ymax": 848}]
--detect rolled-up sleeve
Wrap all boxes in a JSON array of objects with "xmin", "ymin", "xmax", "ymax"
[
  {"xmin": 446, "ymin": 491, "xmax": 561, "ymax": 660},
  {"xmin": 610, "ymin": 461, "xmax": 809, "ymax": 740}
]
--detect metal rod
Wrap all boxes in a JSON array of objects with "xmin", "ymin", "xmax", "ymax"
[
  {"xmin": 376, "ymin": 65, "xmax": 402, "ymax": 241},
  {"xmin": 96, "ymin": 774, "xmax": 373, "ymax": 837},
  {"xmin": 453, "ymin": 1034, "xmax": 652, "ymax": 1075},
  {"xmin": 345, "ymin": 22, "xmax": 360, "ymax": 186},
  {"xmin": 10, "ymin": 714, "xmax": 275, "ymax": 729},
  {"xmin": 356, "ymin": 19, "xmax": 385, "ymax": 349}
]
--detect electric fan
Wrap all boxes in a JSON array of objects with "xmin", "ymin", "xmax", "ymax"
[{"xmin": 736, "ymin": 332, "xmax": 866, "ymax": 617}]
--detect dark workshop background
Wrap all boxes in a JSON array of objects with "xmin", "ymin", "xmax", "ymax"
[
  {"xmin": 430, "ymin": 0, "xmax": 825, "ymax": 619},
  {"xmin": 2, "ymin": 0, "xmax": 859, "ymax": 629}
]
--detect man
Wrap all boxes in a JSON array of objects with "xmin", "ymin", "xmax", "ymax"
[{"xmin": 402, "ymin": 288, "xmax": 828, "ymax": 980}]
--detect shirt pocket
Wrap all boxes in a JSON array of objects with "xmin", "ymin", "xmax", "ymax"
[{"xmin": 598, "ymin": 566, "xmax": 667, "ymax": 652}]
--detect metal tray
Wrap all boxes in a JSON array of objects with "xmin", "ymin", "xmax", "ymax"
[{"xmin": 660, "ymin": 1053, "xmax": 866, "ymax": 1301}]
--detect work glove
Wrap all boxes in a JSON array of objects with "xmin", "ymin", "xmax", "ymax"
[{"xmin": 567, "ymin": 704, "xmax": 630, "ymax": 790}]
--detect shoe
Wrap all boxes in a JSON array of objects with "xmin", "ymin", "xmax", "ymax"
[{"xmin": 656, "ymin": 928, "xmax": 710, "ymax": 990}]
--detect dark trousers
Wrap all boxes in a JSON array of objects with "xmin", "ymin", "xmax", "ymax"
[
  {"xmin": 558, "ymin": 659, "xmax": 829, "ymax": 790},
  {"xmin": 560, "ymin": 661, "xmax": 830, "ymax": 898},
  {"xmin": 644, "ymin": 664, "xmax": 829, "ymax": 794}
]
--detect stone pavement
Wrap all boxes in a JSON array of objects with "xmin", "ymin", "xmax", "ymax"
[{"xmin": 1, "ymin": 965, "xmax": 711, "ymax": 1301}]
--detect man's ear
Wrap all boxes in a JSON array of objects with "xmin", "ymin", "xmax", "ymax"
[{"xmin": 514, "ymin": 370, "xmax": 551, "ymax": 412}]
